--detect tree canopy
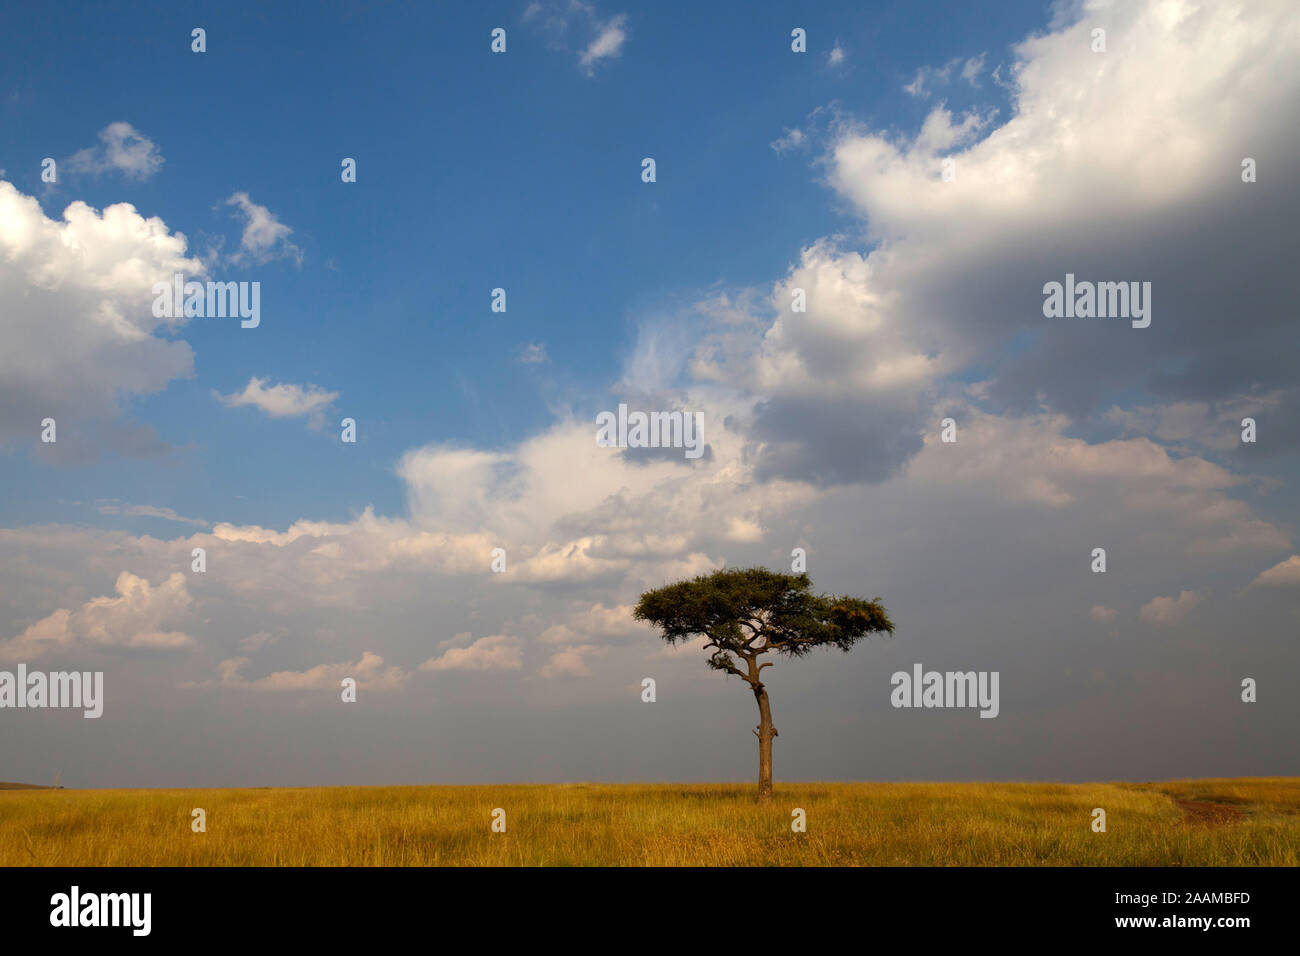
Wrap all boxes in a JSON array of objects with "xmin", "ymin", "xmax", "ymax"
[{"xmin": 634, "ymin": 567, "xmax": 894, "ymax": 677}]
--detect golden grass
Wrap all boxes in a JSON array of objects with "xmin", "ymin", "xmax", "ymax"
[{"xmin": 2, "ymin": 778, "xmax": 1296, "ymax": 866}]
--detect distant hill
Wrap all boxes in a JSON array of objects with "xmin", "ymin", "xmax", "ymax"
[{"xmin": 0, "ymin": 782, "xmax": 56, "ymax": 790}]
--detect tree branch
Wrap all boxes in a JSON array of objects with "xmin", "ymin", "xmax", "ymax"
[{"xmin": 709, "ymin": 650, "xmax": 755, "ymax": 685}]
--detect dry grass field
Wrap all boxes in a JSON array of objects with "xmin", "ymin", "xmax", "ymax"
[{"xmin": 2, "ymin": 778, "xmax": 1297, "ymax": 866}]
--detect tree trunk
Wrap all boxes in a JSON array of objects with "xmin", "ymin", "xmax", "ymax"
[{"xmin": 753, "ymin": 683, "xmax": 776, "ymax": 803}]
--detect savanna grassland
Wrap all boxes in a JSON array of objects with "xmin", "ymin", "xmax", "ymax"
[{"xmin": 1, "ymin": 778, "xmax": 1297, "ymax": 866}]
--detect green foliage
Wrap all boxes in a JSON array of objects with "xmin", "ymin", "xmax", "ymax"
[{"xmin": 634, "ymin": 567, "xmax": 894, "ymax": 673}]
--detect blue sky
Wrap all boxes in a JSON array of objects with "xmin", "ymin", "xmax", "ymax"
[
  {"xmin": 2, "ymin": 0, "xmax": 1298, "ymax": 788},
  {"xmin": 1, "ymin": 0, "xmax": 1045, "ymax": 531}
]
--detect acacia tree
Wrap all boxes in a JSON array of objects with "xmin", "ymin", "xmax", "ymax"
[{"xmin": 634, "ymin": 567, "xmax": 894, "ymax": 803}]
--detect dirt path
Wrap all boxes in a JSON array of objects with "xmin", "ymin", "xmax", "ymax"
[{"xmin": 1173, "ymin": 798, "xmax": 1245, "ymax": 826}]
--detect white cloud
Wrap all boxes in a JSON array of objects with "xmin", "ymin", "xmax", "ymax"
[
  {"xmin": 66, "ymin": 122, "xmax": 164, "ymax": 180},
  {"xmin": 518, "ymin": 343, "xmax": 549, "ymax": 364},
  {"xmin": 0, "ymin": 374, "xmax": 1289, "ymax": 696},
  {"xmin": 219, "ymin": 651, "xmax": 407, "ymax": 691},
  {"xmin": 524, "ymin": 2, "xmax": 628, "ymax": 75},
  {"xmin": 904, "ymin": 54, "xmax": 986, "ymax": 97},
  {"xmin": 0, "ymin": 180, "xmax": 203, "ymax": 460},
  {"xmin": 837, "ymin": 2, "xmax": 1299, "ymax": 237},
  {"xmin": 420, "ymin": 633, "xmax": 523, "ymax": 672},
  {"xmin": 393, "ymin": 406, "xmax": 799, "ymax": 584},
  {"xmin": 1249, "ymin": 555, "xmax": 1300, "ymax": 588},
  {"xmin": 539, "ymin": 602, "xmax": 655, "ymax": 645},
  {"xmin": 769, "ymin": 128, "xmax": 806, "ymax": 153},
  {"xmin": 1139, "ymin": 591, "xmax": 1203, "ymax": 627},
  {"xmin": 580, "ymin": 13, "xmax": 627, "ymax": 74},
  {"xmin": 539, "ymin": 644, "xmax": 606, "ymax": 678},
  {"xmin": 95, "ymin": 500, "xmax": 207, "ymax": 527},
  {"xmin": 905, "ymin": 407, "xmax": 1288, "ymax": 555},
  {"xmin": 1105, "ymin": 397, "xmax": 1279, "ymax": 453},
  {"xmin": 215, "ymin": 376, "xmax": 338, "ymax": 428},
  {"xmin": 752, "ymin": 240, "xmax": 945, "ymax": 397},
  {"xmin": 0, "ymin": 571, "xmax": 195, "ymax": 661},
  {"xmin": 223, "ymin": 192, "xmax": 302, "ymax": 266},
  {"xmin": 693, "ymin": 0, "xmax": 1300, "ymax": 485},
  {"xmin": 209, "ymin": 516, "xmax": 356, "ymax": 547},
  {"xmin": 903, "ymin": 57, "xmax": 958, "ymax": 96}
]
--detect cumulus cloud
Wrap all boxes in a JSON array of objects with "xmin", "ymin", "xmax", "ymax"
[
  {"xmin": 1139, "ymin": 591, "xmax": 1203, "ymax": 627},
  {"xmin": 66, "ymin": 122, "xmax": 164, "ymax": 180},
  {"xmin": 1249, "ymin": 555, "xmax": 1300, "ymax": 588},
  {"xmin": 0, "ymin": 180, "xmax": 203, "ymax": 461},
  {"xmin": 539, "ymin": 644, "xmax": 606, "ymax": 678},
  {"xmin": 538, "ymin": 602, "xmax": 654, "ymax": 645},
  {"xmin": 215, "ymin": 377, "xmax": 338, "ymax": 428},
  {"xmin": 393, "ymin": 407, "xmax": 798, "ymax": 584},
  {"xmin": 687, "ymin": 0, "xmax": 1300, "ymax": 485},
  {"xmin": 3, "ymin": 374, "xmax": 1283, "ymax": 674},
  {"xmin": 690, "ymin": 239, "xmax": 944, "ymax": 484},
  {"xmin": 419, "ymin": 633, "xmax": 523, "ymax": 672},
  {"xmin": 832, "ymin": 0, "xmax": 1299, "ymax": 435},
  {"xmin": 1104, "ymin": 398, "xmax": 1268, "ymax": 453},
  {"xmin": 0, "ymin": 572, "xmax": 195, "ymax": 661}
]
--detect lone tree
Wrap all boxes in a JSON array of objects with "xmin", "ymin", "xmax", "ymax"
[{"xmin": 635, "ymin": 567, "xmax": 894, "ymax": 803}]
